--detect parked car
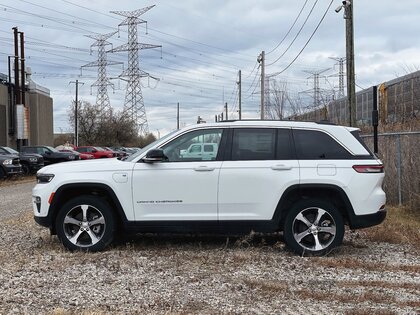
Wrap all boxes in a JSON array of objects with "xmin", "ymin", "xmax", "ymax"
[
  {"xmin": 0, "ymin": 146, "xmax": 44, "ymax": 174},
  {"xmin": 76, "ymin": 146, "xmax": 114, "ymax": 159},
  {"xmin": 33, "ymin": 121, "xmax": 386, "ymax": 255},
  {"xmin": 58, "ymin": 149, "xmax": 94, "ymax": 160},
  {"xmin": 21, "ymin": 146, "xmax": 79, "ymax": 165},
  {"xmin": 0, "ymin": 154, "xmax": 22, "ymax": 179},
  {"xmin": 180, "ymin": 142, "xmax": 218, "ymax": 160},
  {"xmin": 103, "ymin": 147, "xmax": 127, "ymax": 159}
]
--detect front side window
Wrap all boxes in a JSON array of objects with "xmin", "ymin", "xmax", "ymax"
[
  {"xmin": 161, "ymin": 128, "xmax": 223, "ymax": 162},
  {"xmin": 293, "ymin": 129, "xmax": 351, "ymax": 159},
  {"xmin": 232, "ymin": 128, "xmax": 276, "ymax": 160}
]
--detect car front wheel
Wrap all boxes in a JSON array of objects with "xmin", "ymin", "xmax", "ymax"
[
  {"xmin": 283, "ymin": 199, "xmax": 344, "ymax": 256},
  {"xmin": 56, "ymin": 196, "xmax": 115, "ymax": 252}
]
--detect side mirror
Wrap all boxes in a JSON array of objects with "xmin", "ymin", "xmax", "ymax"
[
  {"xmin": 143, "ymin": 149, "xmax": 166, "ymax": 163},
  {"xmin": 92, "ymin": 149, "xmax": 97, "ymax": 153}
]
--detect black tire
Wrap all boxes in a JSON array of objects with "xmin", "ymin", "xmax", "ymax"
[
  {"xmin": 21, "ymin": 163, "xmax": 30, "ymax": 175},
  {"xmin": 55, "ymin": 195, "xmax": 115, "ymax": 252},
  {"xmin": 0, "ymin": 167, "xmax": 5, "ymax": 180},
  {"xmin": 283, "ymin": 199, "xmax": 344, "ymax": 256}
]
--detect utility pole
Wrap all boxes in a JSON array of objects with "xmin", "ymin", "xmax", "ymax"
[
  {"xmin": 225, "ymin": 102, "xmax": 228, "ymax": 120},
  {"xmin": 258, "ymin": 51, "xmax": 265, "ymax": 119},
  {"xmin": 337, "ymin": 1, "xmax": 356, "ymax": 126},
  {"xmin": 345, "ymin": 1, "xmax": 356, "ymax": 126},
  {"xmin": 69, "ymin": 80, "xmax": 84, "ymax": 146},
  {"xmin": 237, "ymin": 70, "xmax": 242, "ymax": 120},
  {"xmin": 177, "ymin": 102, "xmax": 180, "ymax": 130}
]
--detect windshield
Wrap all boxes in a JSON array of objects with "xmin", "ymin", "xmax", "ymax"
[
  {"xmin": 46, "ymin": 146, "xmax": 59, "ymax": 152},
  {"xmin": 4, "ymin": 147, "xmax": 18, "ymax": 154},
  {"xmin": 125, "ymin": 130, "xmax": 178, "ymax": 162},
  {"xmin": 95, "ymin": 147, "xmax": 105, "ymax": 151}
]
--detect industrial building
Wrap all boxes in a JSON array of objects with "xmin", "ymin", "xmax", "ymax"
[{"xmin": 0, "ymin": 68, "xmax": 54, "ymax": 149}]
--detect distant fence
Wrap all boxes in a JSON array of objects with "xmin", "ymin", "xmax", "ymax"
[
  {"xmin": 361, "ymin": 131, "xmax": 420, "ymax": 209},
  {"xmin": 295, "ymin": 70, "xmax": 420, "ymax": 125}
]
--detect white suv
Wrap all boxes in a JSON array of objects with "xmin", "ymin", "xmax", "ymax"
[{"xmin": 33, "ymin": 121, "xmax": 386, "ymax": 255}]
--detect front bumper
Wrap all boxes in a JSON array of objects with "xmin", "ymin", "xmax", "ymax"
[{"xmin": 4, "ymin": 165, "xmax": 23, "ymax": 175}]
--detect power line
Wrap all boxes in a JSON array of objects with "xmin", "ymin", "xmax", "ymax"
[
  {"xmin": 266, "ymin": 0, "xmax": 309, "ymax": 55},
  {"xmin": 266, "ymin": 0, "xmax": 319, "ymax": 67},
  {"xmin": 268, "ymin": 0, "xmax": 335, "ymax": 77}
]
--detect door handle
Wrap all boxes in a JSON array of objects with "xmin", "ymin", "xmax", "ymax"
[
  {"xmin": 194, "ymin": 166, "xmax": 215, "ymax": 172},
  {"xmin": 271, "ymin": 164, "xmax": 292, "ymax": 171}
]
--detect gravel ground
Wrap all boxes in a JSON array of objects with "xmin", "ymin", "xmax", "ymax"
[{"xmin": 0, "ymin": 181, "xmax": 419, "ymax": 314}]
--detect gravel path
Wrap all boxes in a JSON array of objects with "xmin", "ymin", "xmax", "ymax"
[
  {"xmin": 0, "ymin": 181, "xmax": 419, "ymax": 314},
  {"xmin": 0, "ymin": 180, "xmax": 35, "ymax": 220}
]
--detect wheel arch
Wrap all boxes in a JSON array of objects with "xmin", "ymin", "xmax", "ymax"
[
  {"xmin": 273, "ymin": 184, "xmax": 356, "ymax": 229},
  {"xmin": 49, "ymin": 183, "xmax": 127, "ymax": 234}
]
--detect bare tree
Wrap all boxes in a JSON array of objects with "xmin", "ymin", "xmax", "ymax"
[{"xmin": 68, "ymin": 101, "xmax": 156, "ymax": 147}]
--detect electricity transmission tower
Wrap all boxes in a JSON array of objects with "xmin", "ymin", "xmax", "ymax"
[
  {"xmin": 302, "ymin": 68, "xmax": 330, "ymax": 108},
  {"xmin": 109, "ymin": 5, "xmax": 161, "ymax": 135},
  {"xmin": 329, "ymin": 57, "xmax": 346, "ymax": 99},
  {"xmin": 82, "ymin": 31, "xmax": 121, "ymax": 118}
]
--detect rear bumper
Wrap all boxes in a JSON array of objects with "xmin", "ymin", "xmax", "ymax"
[{"xmin": 349, "ymin": 209, "xmax": 387, "ymax": 229}]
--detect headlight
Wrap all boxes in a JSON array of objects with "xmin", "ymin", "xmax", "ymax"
[
  {"xmin": 2, "ymin": 159, "xmax": 12, "ymax": 165},
  {"xmin": 68, "ymin": 155, "xmax": 75, "ymax": 160},
  {"xmin": 36, "ymin": 174, "xmax": 55, "ymax": 183},
  {"xmin": 29, "ymin": 157, "xmax": 38, "ymax": 163}
]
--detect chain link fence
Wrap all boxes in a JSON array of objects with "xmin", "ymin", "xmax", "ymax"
[{"xmin": 362, "ymin": 132, "xmax": 420, "ymax": 209}]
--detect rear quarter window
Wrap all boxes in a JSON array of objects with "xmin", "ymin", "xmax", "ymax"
[{"xmin": 293, "ymin": 129, "xmax": 352, "ymax": 159}]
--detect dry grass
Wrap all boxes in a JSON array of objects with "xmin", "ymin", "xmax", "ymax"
[
  {"xmin": 361, "ymin": 206, "xmax": 420, "ymax": 248},
  {"xmin": 0, "ymin": 175, "xmax": 35, "ymax": 187}
]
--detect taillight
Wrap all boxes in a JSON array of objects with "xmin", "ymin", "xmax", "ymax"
[{"xmin": 352, "ymin": 165, "xmax": 384, "ymax": 173}]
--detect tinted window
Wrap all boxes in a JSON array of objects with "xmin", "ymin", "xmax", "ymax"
[
  {"xmin": 232, "ymin": 129, "xmax": 275, "ymax": 160},
  {"xmin": 293, "ymin": 129, "xmax": 351, "ymax": 159},
  {"xmin": 277, "ymin": 129, "xmax": 294, "ymax": 160},
  {"xmin": 162, "ymin": 128, "xmax": 223, "ymax": 162}
]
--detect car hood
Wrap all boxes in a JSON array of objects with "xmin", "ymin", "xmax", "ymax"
[
  {"xmin": 19, "ymin": 153, "xmax": 43, "ymax": 159},
  {"xmin": 38, "ymin": 158, "xmax": 133, "ymax": 174},
  {"xmin": 0, "ymin": 154, "xmax": 19, "ymax": 161}
]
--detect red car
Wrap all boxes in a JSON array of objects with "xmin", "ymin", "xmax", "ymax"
[
  {"xmin": 76, "ymin": 146, "xmax": 114, "ymax": 159},
  {"xmin": 59, "ymin": 149, "xmax": 94, "ymax": 160}
]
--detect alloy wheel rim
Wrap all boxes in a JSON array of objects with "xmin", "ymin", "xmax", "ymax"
[
  {"xmin": 63, "ymin": 204, "xmax": 106, "ymax": 247},
  {"xmin": 292, "ymin": 207, "xmax": 336, "ymax": 252}
]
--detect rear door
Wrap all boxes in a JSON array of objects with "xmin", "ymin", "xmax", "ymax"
[{"xmin": 218, "ymin": 128, "xmax": 299, "ymax": 220}]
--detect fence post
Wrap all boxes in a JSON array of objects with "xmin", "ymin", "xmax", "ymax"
[{"xmin": 396, "ymin": 134, "xmax": 402, "ymax": 205}]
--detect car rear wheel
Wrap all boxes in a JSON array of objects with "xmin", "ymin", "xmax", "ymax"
[
  {"xmin": 283, "ymin": 199, "xmax": 344, "ymax": 256},
  {"xmin": 55, "ymin": 196, "xmax": 115, "ymax": 252}
]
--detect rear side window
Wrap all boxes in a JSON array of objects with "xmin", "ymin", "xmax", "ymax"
[
  {"xmin": 293, "ymin": 129, "xmax": 352, "ymax": 159},
  {"xmin": 232, "ymin": 129, "xmax": 276, "ymax": 160},
  {"xmin": 351, "ymin": 130, "xmax": 374, "ymax": 156}
]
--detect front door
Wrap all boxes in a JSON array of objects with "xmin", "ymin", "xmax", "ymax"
[{"xmin": 132, "ymin": 128, "xmax": 225, "ymax": 221}]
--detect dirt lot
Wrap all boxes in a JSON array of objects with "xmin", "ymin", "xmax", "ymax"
[{"xmin": 0, "ymin": 181, "xmax": 419, "ymax": 314}]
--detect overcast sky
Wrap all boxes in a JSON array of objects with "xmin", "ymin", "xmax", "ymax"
[{"xmin": 1, "ymin": 0, "xmax": 419, "ymax": 137}]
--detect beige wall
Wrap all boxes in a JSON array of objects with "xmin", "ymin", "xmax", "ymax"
[
  {"xmin": 29, "ymin": 92, "xmax": 54, "ymax": 146},
  {"xmin": 0, "ymin": 82, "xmax": 54, "ymax": 148}
]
